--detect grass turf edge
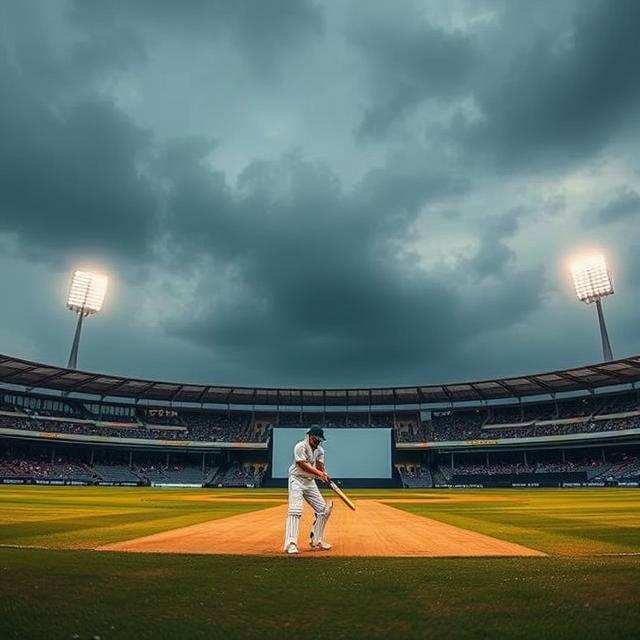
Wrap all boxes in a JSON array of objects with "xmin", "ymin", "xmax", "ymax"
[{"xmin": 1, "ymin": 548, "xmax": 639, "ymax": 640}]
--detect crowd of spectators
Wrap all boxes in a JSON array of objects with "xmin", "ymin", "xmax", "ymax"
[
  {"xmin": 0, "ymin": 413, "xmax": 258, "ymax": 442},
  {"xmin": 2, "ymin": 391, "xmax": 640, "ymax": 446},
  {"xmin": 432, "ymin": 414, "xmax": 640, "ymax": 441},
  {"xmin": 429, "ymin": 411, "xmax": 485, "ymax": 440},
  {"xmin": 0, "ymin": 455, "xmax": 98, "ymax": 480},
  {"xmin": 5, "ymin": 410, "xmax": 638, "ymax": 444},
  {"xmin": 0, "ymin": 454, "xmax": 219, "ymax": 485},
  {"xmin": 213, "ymin": 464, "xmax": 267, "ymax": 487},
  {"xmin": 484, "ymin": 406, "xmax": 525, "ymax": 424},
  {"xmin": 594, "ymin": 454, "xmax": 640, "ymax": 480},
  {"xmin": 448, "ymin": 458, "xmax": 604, "ymax": 476},
  {"xmin": 397, "ymin": 464, "xmax": 433, "ymax": 487},
  {"xmin": 139, "ymin": 411, "xmax": 184, "ymax": 427},
  {"xmin": 0, "ymin": 415, "xmax": 189, "ymax": 441},
  {"xmin": 395, "ymin": 423, "xmax": 432, "ymax": 442},
  {"xmin": 2, "ymin": 407, "xmax": 397, "ymax": 443},
  {"xmin": 451, "ymin": 462, "xmax": 575, "ymax": 475},
  {"xmin": 424, "ymin": 393, "xmax": 640, "ymax": 442},
  {"xmin": 180, "ymin": 412, "xmax": 253, "ymax": 441}
]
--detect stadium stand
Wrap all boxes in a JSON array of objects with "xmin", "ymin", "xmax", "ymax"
[
  {"xmin": 1, "ymin": 352, "xmax": 640, "ymax": 489},
  {"xmin": 0, "ymin": 455, "xmax": 97, "ymax": 482},
  {"xmin": 397, "ymin": 464, "xmax": 433, "ymax": 488},
  {"xmin": 0, "ymin": 413, "xmax": 258, "ymax": 442},
  {"xmin": 448, "ymin": 458, "xmax": 604, "ymax": 476},
  {"xmin": 161, "ymin": 465, "xmax": 205, "ymax": 485},
  {"xmin": 395, "ymin": 421, "xmax": 432, "ymax": 442},
  {"xmin": 430, "ymin": 411, "xmax": 640, "ymax": 441},
  {"xmin": 593, "ymin": 454, "xmax": 640, "ymax": 481},
  {"xmin": 430, "ymin": 409, "xmax": 486, "ymax": 440},
  {"xmin": 92, "ymin": 463, "xmax": 144, "ymax": 484},
  {"xmin": 132, "ymin": 458, "xmax": 209, "ymax": 485},
  {"xmin": 179, "ymin": 411, "xmax": 252, "ymax": 441},
  {"xmin": 211, "ymin": 463, "xmax": 267, "ymax": 488}
]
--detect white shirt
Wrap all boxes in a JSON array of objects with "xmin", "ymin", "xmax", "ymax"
[{"xmin": 288, "ymin": 439, "xmax": 324, "ymax": 479}]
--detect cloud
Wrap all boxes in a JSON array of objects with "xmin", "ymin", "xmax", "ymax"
[
  {"xmin": 348, "ymin": 0, "xmax": 640, "ymax": 174},
  {"xmin": 349, "ymin": 4, "xmax": 476, "ymax": 140},
  {"xmin": 0, "ymin": 3, "xmax": 160, "ymax": 270},
  {"xmin": 0, "ymin": 98, "xmax": 158, "ymax": 270},
  {"xmin": 150, "ymin": 148, "xmax": 550, "ymax": 385},
  {"xmin": 597, "ymin": 186, "xmax": 640, "ymax": 224},
  {"xmin": 456, "ymin": 0, "xmax": 640, "ymax": 169},
  {"xmin": 0, "ymin": 0, "xmax": 636, "ymax": 389},
  {"xmin": 458, "ymin": 207, "xmax": 528, "ymax": 279},
  {"xmin": 70, "ymin": 0, "xmax": 325, "ymax": 75}
]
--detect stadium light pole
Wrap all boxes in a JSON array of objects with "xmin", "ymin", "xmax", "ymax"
[
  {"xmin": 66, "ymin": 270, "xmax": 108, "ymax": 369},
  {"xmin": 570, "ymin": 253, "xmax": 614, "ymax": 362}
]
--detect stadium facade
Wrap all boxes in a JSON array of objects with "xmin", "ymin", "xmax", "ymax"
[{"xmin": 0, "ymin": 353, "xmax": 638, "ymax": 489}]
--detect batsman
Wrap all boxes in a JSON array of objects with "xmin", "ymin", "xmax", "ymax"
[{"xmin": 283, "ymin": 425, "xmax": 333, "ymax": 554}]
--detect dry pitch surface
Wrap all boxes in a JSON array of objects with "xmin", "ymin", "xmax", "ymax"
[{"xmin": 99, "ymin": 498, "xmax": 546, "ymax": 557}]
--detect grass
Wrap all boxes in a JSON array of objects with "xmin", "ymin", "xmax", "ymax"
[
  {"xmin": 0, "ymin": 486, "xmax": 279, "ymax": 548},
  {"xmin": 380, "ymin": 488, "xmax": 640, "ymax": 555},
  {"xmin": 1, "ymin": 486, "xmax": 639, "ymax": 639}
]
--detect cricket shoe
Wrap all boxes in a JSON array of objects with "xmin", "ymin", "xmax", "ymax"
[
  {"xmin": 310, "ymin": 540, "xmax": 332, "ymax": 551},
  {"xmin": 285, "ymin": 543, "xmax": 299, "ymax": 555}
]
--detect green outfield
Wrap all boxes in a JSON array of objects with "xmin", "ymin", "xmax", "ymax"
[{"xmin": 1, "ymin": 486, "xmax": 639, "ymax": 639}]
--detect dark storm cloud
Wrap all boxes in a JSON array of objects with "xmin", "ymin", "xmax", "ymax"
[
  {"xmin": 0, "ymin": 1, "xmax": 144, "ymax": 94},
  {"xmin": 456, "ymin": 0, "xmax": 640, "ymax": 169},
  {"xmin": 349, "ymin": 5, "xmax": 476, "ymax": 141},
  {"xmin": 154, "ymin": 149, "xmax": 547, "ymax": 385},
  {"xmin": 156, "ymin": 150, "xmax": 463, "ymax": 383},
  {"xmin": 0, "ymin": 0, "xmax": 632, "ymax": 387},
  {"xmin": 350, "ymin": 0, "xmax": 640, "ymax": 172},
  {"xmin": 460, "ymin": 208, "xmax": 525, "ymax": 280},
  {"xmin": 597, "ymin": 187, "xmax": 640, "ymax": 224},
  {"xmin": 0, "ymin": 94, "xmax": 158, "ymax": 265},
  {"xmin": 71, "ymin": 0, "xmax": 324, "ymax": 74},
  {"xmin": 0, "ymin": 7, "xmax": 158, "ymax": 268}
]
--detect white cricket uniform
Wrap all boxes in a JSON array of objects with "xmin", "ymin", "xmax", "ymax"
[
  {"xmin": 287, "ymin": 439, "xmax": 327, "ymax": 515},
  {"xmin": 283, "ymin": 438, "xmax": 332, "ymax": 550}
]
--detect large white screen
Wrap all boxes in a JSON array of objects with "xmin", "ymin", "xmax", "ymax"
[{"xmin": 271, "ymin": 428, "xmax": 392, "ymax": 478}]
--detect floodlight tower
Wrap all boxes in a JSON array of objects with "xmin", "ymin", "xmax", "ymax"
[
  {"xmin": 570, "ymin": 254, "xmax": 614, "ymax": 362},
  {"xmin": 66, "ymin": 270, "xmax": 108, "ymax": 369}
]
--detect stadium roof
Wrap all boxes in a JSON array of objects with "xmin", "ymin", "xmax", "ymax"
[{"xmin": 1, "ymin": 353, "xmax": 640, "ymax": 407}]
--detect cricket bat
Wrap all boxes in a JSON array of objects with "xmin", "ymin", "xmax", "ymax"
[{"xmin": 328, "ymin": 480, "xmax": 356, "ymax": 511}]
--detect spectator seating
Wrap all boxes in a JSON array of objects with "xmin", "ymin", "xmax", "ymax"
[
  {"xmin": 212, "ymin": 464, "xmax": 267, "ymax": 488},
  {"xmin": 397, "ymin": 464, "xmax": 433, "ymax": 488},
  {"xmin": 93, "ymin": 463, "xmax": 143, "ymax": 483},
  {"xmin": 593, "ymin": 455, "xmax": 640, "ymax": 480}
]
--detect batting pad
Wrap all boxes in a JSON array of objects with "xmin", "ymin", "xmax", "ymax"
[
  {"xmin": 284, "ymin": 513, "xmax": 301, "ymax": 550},
  {"xmin": 310, "ymin": 501, "xmax": 333, "ymax": 544}
]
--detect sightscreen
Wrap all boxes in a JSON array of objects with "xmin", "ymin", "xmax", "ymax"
[{"xmin": 271, "ymin": 427, "xmax": 392, "ymax": 478}]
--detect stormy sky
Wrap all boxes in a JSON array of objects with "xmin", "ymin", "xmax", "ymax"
[{"xmin": 0, "ymin": 0, "xmax": 639, "ymax": 389}]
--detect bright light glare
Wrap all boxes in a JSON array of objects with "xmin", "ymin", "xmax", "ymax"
[
  {"xmin": 570, "ymin": 254, "xmax": 613, "ymax": 303},
  {"xmin": 67, "ymin": 271, "xmax": 108, "ymax": 313}
]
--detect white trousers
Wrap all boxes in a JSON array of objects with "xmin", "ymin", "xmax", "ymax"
[
  {"xmin": 284, "ymin": 475, "xmax": 330, "ymax": 549},
  {"xmin": 287, "ymin": 474, "xmax": 327, "ymax": 516}
]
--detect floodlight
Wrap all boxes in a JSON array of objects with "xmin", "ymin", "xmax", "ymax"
[
  {"xmin": 66, "ymin": 270, "xmax": 109, "ymax": 369},
  {"xmin": 67, "ymin": 271, "xmax": 108, "ymax": 314},
  {"xmin": 571, "ymin": 254, "xmax": 614, "ymax": 303},
  {"xmin": 569, "ymin": 253, "xmax": 614, "ymax": 362}
]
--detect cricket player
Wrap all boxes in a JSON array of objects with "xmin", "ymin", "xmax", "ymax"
[{"xmin": 283, "ymin": 426, "xmax": 333, "ymax": 554}]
